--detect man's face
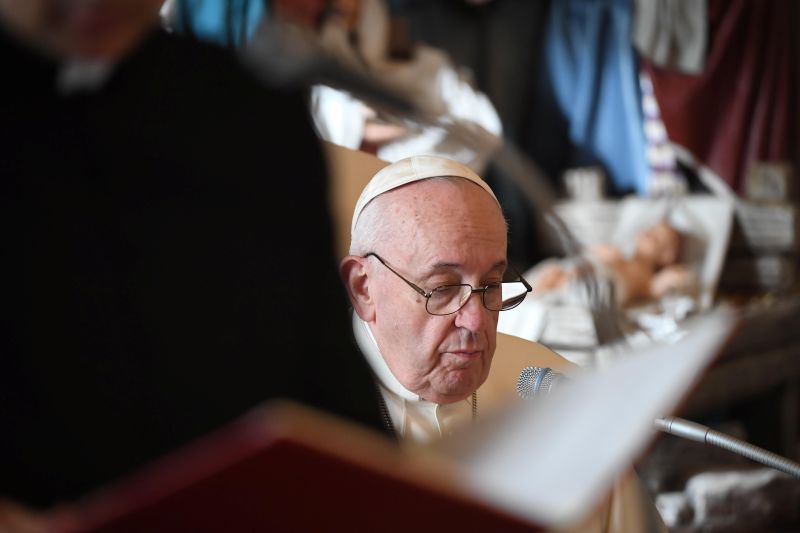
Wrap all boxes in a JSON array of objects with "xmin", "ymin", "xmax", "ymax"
[
  {"xmin": 0, "ymin": 0, "xmax": 163, "ymax": 60},
  {"xmin": 365, "ymin": 179, "xmax": 507, "ymax": 404}
]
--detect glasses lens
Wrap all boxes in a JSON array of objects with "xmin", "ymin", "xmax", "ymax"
[
  {"xmin": 427, "ymin": 284, "xmax": 471, "ymax": 315},
  {"xmin": 498, "ymin": 282, "xmax": 529, "ymax": 311},
  {"xmin": 482, "ymin": 284, "xmax": 503, "ymax": 310}
]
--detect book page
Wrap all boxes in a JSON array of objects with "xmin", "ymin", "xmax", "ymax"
[{"xmin": 440, "ymin": 309, "xmax": 735, "ymax": 528}]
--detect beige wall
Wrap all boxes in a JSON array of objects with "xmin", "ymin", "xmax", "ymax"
[{"xmin": 323, "ymin": 142, "xmax": 388, "ymax": 260}]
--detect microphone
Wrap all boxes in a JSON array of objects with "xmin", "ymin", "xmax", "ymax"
[
  {"xmin": 516, "ymin": 366, "xmax": 568, "ymax": 399},
  {"xmin": 516, "ymin": 366, "xmax": 800, "ymax": 478}
]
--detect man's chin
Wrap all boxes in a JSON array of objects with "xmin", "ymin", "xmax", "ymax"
[{"xmin": 430, "ymin": 371, "xmax": 485, "ymax": 404}]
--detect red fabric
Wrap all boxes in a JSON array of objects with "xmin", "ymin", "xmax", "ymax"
[{"xmin": 644, "ymin": 0, "xmax": 799, "ymax": 193}]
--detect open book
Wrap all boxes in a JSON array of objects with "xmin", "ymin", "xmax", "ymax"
[{"xmin": 47, "ymin": 310, "xmax": 736, "ymax": 532}]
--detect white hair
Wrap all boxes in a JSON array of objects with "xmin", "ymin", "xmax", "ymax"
[{"xmin": 349, "ymin": 192, "xmax": 396, "ymax": 256}]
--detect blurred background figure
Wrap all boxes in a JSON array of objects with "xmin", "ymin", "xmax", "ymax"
[
  {"xmin": 302, "ymin": 0, "xmax": 504, "ymax": 174},
  {"xmin": 535, "ymin": 220, "xmax": 697, "ymax": 307}
]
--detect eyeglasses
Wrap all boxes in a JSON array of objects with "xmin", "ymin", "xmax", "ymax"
[{"xmin": 364, "ymin": 252, "xmax": 532, "ymax": 316}]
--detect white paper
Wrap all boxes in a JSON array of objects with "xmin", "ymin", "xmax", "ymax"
[{"xmin": 441, "ymin": 309, "xmax": 735, "ymax": 528}]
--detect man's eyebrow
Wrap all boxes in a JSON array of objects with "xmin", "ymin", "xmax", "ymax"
[{"xmin": 420, "ymin": 260, "xmax": 508, "ymax": 278}]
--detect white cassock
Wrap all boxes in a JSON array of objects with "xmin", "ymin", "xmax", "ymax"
[{"xmin": 352, "ymin": 312, "xmax": 666, "ymax": 533}]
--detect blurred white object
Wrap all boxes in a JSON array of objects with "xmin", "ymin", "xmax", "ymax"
[
  {"xmin": 499, "ymin": 196, "xmax": 734, "ymax": 362},
  {"xmin": 611, "ymin": 196, "xmax": 734, "ymax": 311},
  {"xmin": 448, "ymin": 309, "xmax": 735, "ymax": 528},
  {"xmin": 308, "ymin": 0, "xmax": 502, "ymax": 172}
]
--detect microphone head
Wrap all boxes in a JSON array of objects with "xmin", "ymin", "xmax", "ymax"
[{"xmin": 517, "ymin": 366, "xmax": 562, "ymax": 400}]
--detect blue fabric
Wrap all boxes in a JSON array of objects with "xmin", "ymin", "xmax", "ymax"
[
  {"xmin": 544, "ymin": 0, "xmax": 648, "ymax": 194},
  {"xmin": 177, "ymin": 0, "xmax": 267, "ymax": 47}
]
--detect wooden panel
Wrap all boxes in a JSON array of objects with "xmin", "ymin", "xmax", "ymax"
[{"xmin": 323, "ymin": 142, "xmax": 388, "ymax": 259}]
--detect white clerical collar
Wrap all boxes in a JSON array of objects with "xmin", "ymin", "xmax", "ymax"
[
  {"xmin": 57, "ymin": 59, "xmax": 114, "ymax": 95},
  {"xmin": 353, "ymin": 312, "xmax": 420, "ymax": 402}
]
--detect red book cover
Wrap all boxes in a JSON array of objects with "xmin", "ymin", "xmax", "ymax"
[{"xmin": 46, "ymin": 402, "xmax": 540, "ymax": 533}]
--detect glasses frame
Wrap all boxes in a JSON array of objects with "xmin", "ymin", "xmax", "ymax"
[{"xmin": 364, "ymin": 252, "xmax": 532, "ymax": 316}]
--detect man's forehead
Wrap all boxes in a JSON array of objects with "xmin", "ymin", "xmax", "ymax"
[
  {"xmin": 373, "ymin": 178, "xmax": 506, "ymax": 245},
  {"xmin": 422, "ymin": 258, "xmax": 508, "ymax": 275},
  {"xmin": 380, "ymin": 180, "xmax": 508, "ymax": 270},
  {"xmin": 382, "ymin": 177, "xmax": 496, "ymax": 213}
]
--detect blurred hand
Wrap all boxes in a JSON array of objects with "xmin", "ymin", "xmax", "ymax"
[{"xmin": 650, "ymin": 264, "xmax": 696, "ymax": 299}]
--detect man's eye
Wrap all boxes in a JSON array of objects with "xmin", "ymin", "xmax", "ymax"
[{"xmin": 431, "ymin": 285, "xmax": 462, "ymax": 296}]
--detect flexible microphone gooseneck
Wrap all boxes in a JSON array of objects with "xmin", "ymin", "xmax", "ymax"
[
  {"xmin": 517, "ymin": 366, "xmax": 800, "ymax": 478},
  {"xmin": 654, "ymin": 416, "xmax": 800, "ymax": 477}
]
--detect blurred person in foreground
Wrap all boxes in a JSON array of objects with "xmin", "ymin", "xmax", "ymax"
[
  {"xmin": 0, "ymin": 0, "xmax": 383, "ymax": 520},
  {"xmin": 340, "ymin": 155, "xmax": 666, "ymax": 532}
]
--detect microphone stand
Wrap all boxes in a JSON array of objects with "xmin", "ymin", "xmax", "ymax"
[
  {"xmin": 655, "ymin": 416, "xmax": 800, "ymax": 478},
  {"xmin": 518, "ymin": 368, "xmax": 800, "ymax": 478}
]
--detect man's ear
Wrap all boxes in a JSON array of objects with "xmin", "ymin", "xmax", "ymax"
[{"xmin": 339, "ymin": 255, "xmax": 376, "ymax": 322}]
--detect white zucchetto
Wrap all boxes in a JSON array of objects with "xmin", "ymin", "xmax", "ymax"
[{"xmin": 350, "ymin": 155, "xmax": 500, "ymax": 236}]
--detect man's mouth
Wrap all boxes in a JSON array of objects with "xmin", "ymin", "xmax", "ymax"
[{"xmin": 445, "ymin": 350, "xmax": 483, "ymax": 359}]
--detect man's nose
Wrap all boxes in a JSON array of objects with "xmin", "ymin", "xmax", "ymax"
[{"xmin": 453, "ymin": 291, "xmax": 493, "ymax": 332}]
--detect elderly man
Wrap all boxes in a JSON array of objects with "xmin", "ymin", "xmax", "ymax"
[{"xmin": 340, "ymin": 155, "xmax": 666, "ymax": 531}]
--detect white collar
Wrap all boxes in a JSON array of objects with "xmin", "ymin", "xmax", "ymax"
[{"xmin": 57, "ymin": 59, "xmax": 114, "ymax": 95}]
